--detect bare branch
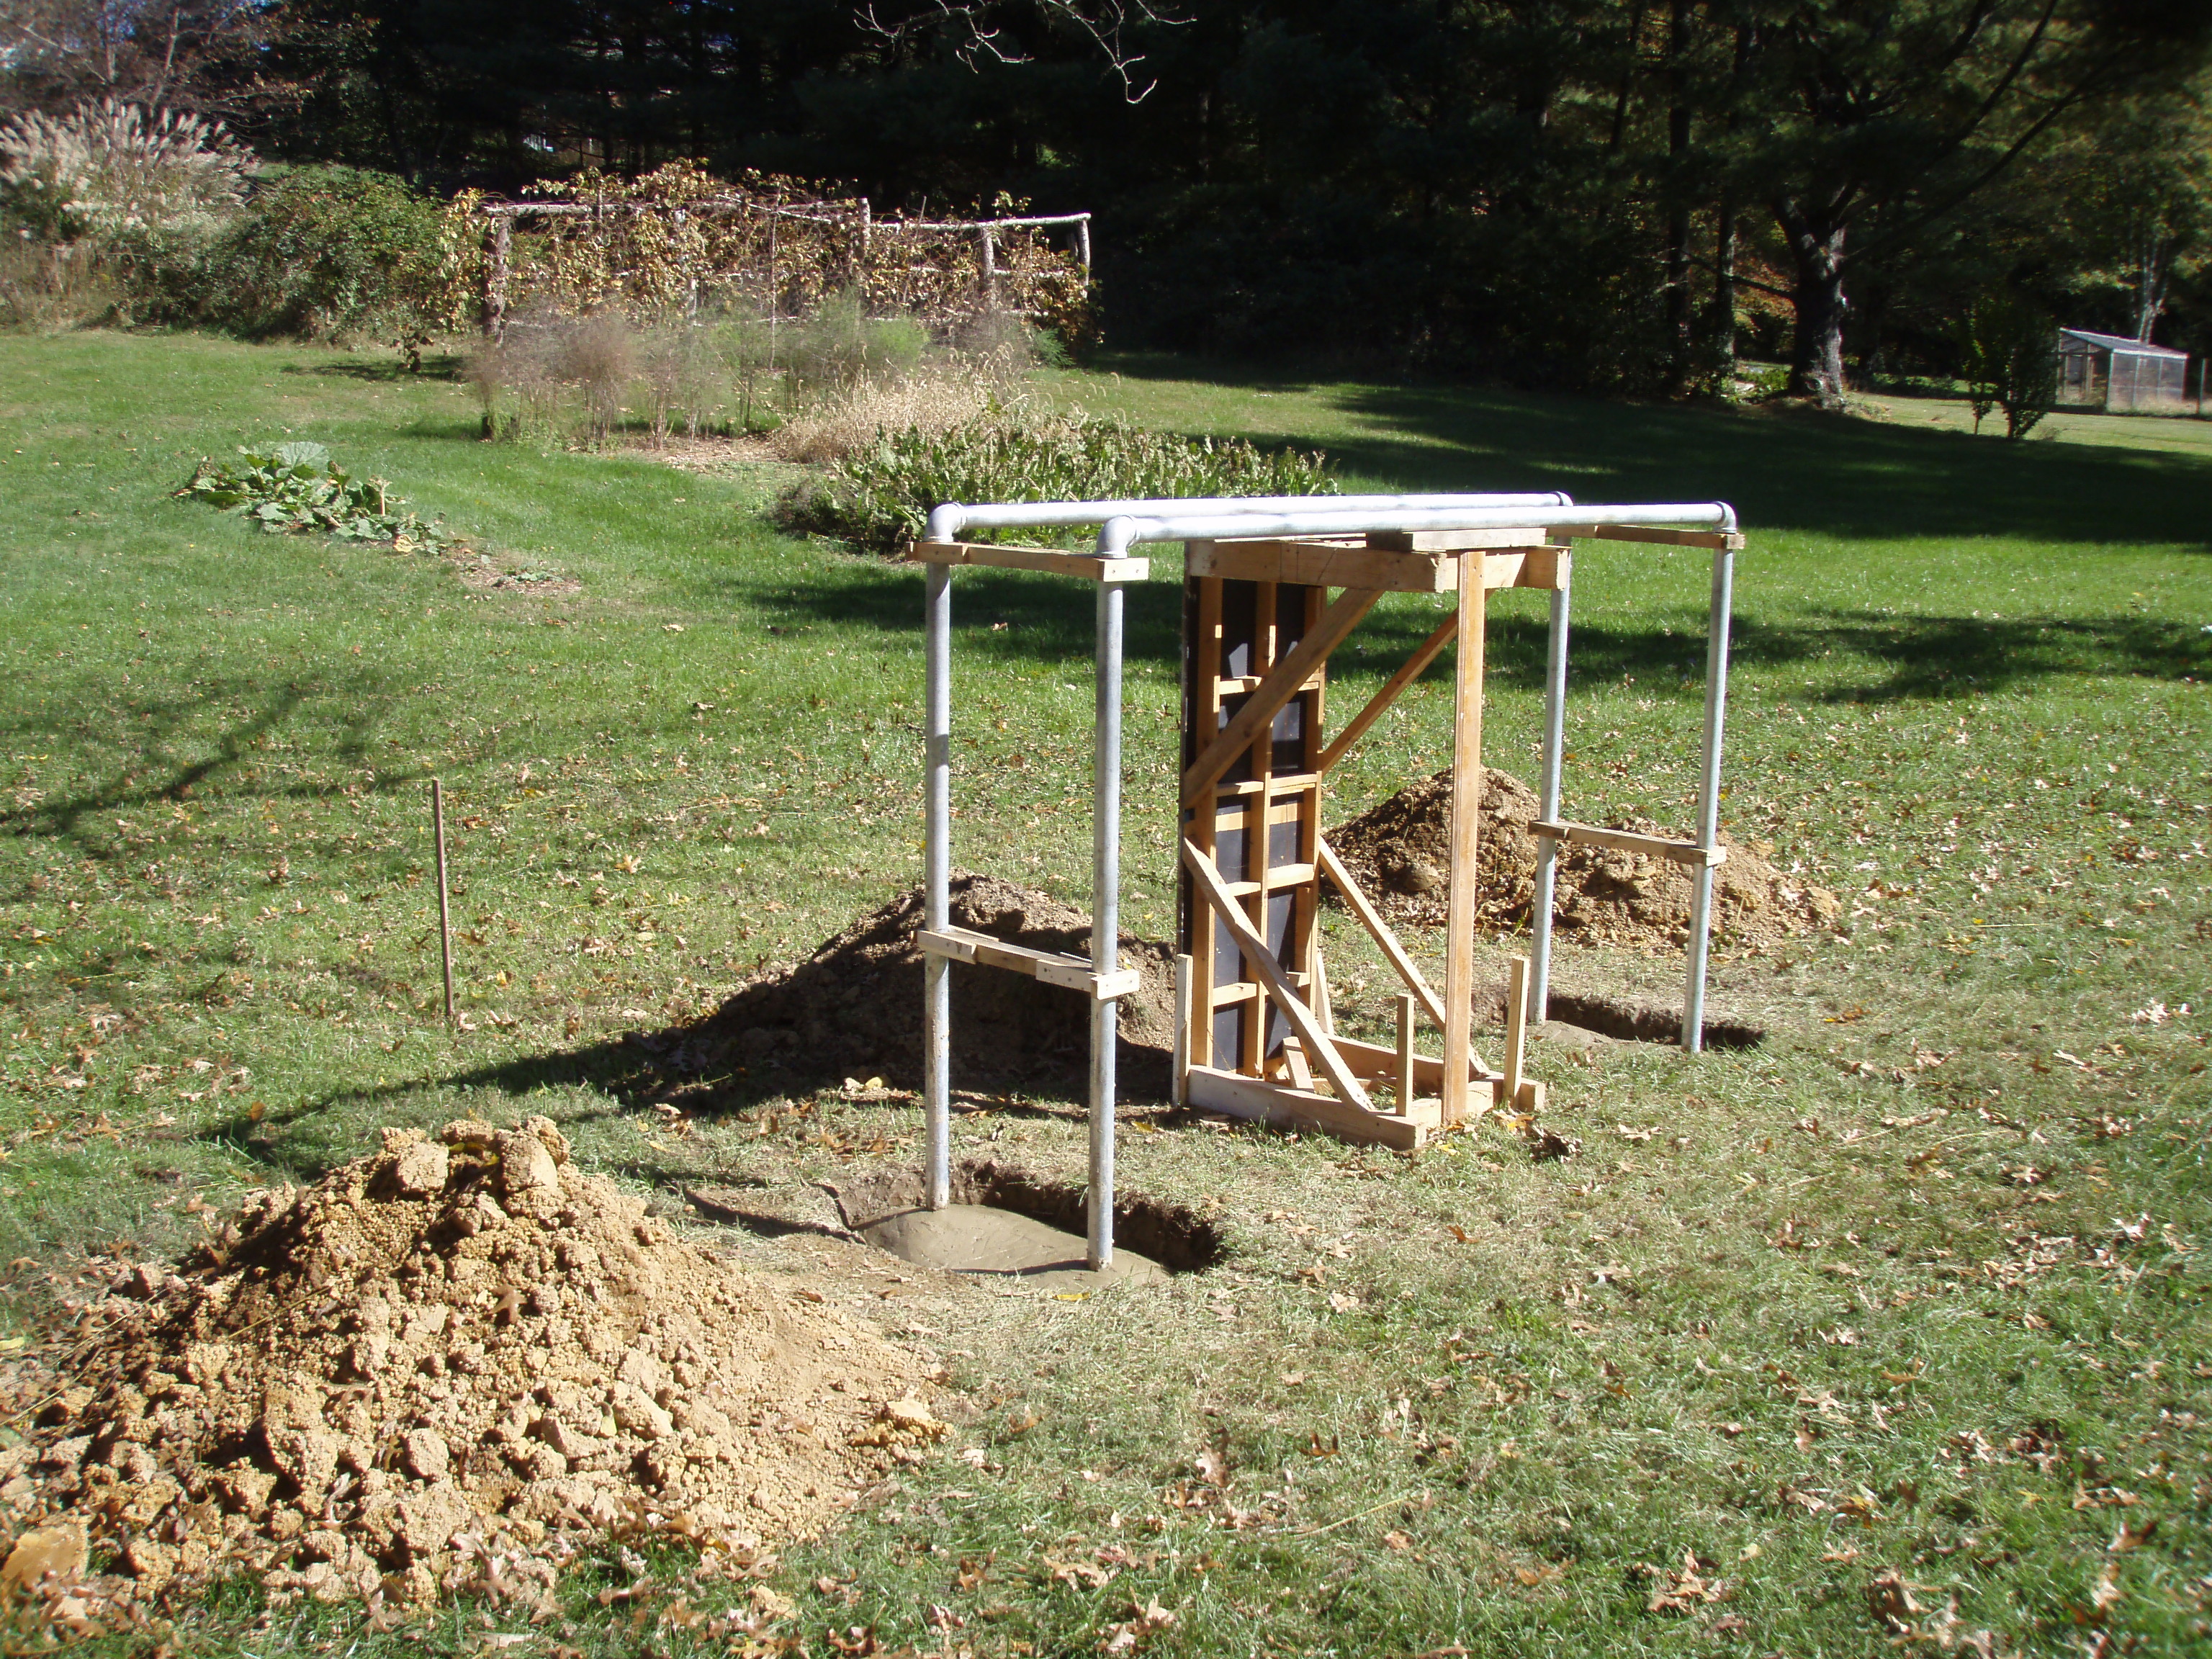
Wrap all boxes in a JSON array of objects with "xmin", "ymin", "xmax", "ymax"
[{"xmin": 856, "ymin": 0, "xmax": 1191, "ymax": 104}]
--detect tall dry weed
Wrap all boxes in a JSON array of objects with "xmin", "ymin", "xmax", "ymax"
[{"xmin": 768, "ymin": 363, "xmax": 1010, "ymax": 463}]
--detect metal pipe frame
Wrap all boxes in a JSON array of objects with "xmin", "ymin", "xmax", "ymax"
[
  {"xmin": 917, "ymin": 492, "xmax": 1739, "ymax": 1277},
  {"xmin": 1089, "ymin": 577, "xmax": 1128, "ymax": 1269},
  {"xmin": 923, "ymin": 563, "xmax": 953, "ymax": 1210},
  {"xmin": 1682, "ymin": 544, "xmax": 1737, "ymax": 1053},
  {"xmin": 925, "ymin": 493, "xmax": 1577, "ymax": 544},
  {"xmin": 1097, "ymin": 502, "xmax": 1735, "ymax": 554},
  {"xmin": 1527, "ymin": 581, "xmax": 1572, "ymax": 1025}
]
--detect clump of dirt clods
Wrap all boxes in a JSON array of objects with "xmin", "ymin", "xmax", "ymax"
[
  {"xmin": 654, "ymin": 872, "xmax": 1177, "ymax": 1102},
  {"xmin": 1326, "ymin": 767, "xmax": 1840, "ymax": 948},
  {"xmin": 1, "ymin": 1118, "xmax": 935, "ymax": 1609}
]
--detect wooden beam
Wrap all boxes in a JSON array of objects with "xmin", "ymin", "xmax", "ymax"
[
  {"xmin": 1185, "ymin": 1066, "xmax": 1426, "ymax": 1151},
  {"xmin": 1547, "ymin": 523, "xmax": 1744, "ymax": 551},
  {"xmin": 1531, "ymin": 819, "xmax": 1727, "ymax": 868},
  {"xmin": 1313, "ymin": 839, "xmax": 1449, "ymax": 1038},
  {"xmin": 1327, "ymin": 1033, "xmax": 1496, "ymax": 1089},
  {"xmin": 1503, "ymin": 956, "xmax": 1528, "ymax": 1105},
  {"xmin": 1442, "ymin": 568, "xmax": 1486, "ymax": 1125},
  {"xmin": 1181, "ymin": 588, "xmax": 1380, "ymax": 807},
  {"xmin": 1366, "ymin": 528, "xmax": 1550, "ymax": 552},
  {"xmin": 907, "ymin": 539, "xmax": 1149, "ymax": 583},
  {"xmin": 1188, "ymin": 539, "xmax": 1450, "ymax": 592},
  {"xmin": 917, "ymin": 926, "xmax": 1141, "ymax": 1000},
  {"xmin": 1181, "ymin": 838, "xmax": 1372, "ymax": 1110},
  {"xmin": 1316, "ymin": 612, "xmax": 1457, "ymax": 773},
  {"xmin": 1185, "ymin": 539, "xmax": 1563, "ymax": 595},
  {"xmin": 1396, "ymin": 993, "xmax": 1417, "ymax": 1115},
  {"xmin": 1479, "ymin": 547, "xmax": 1569, "ymax": 591},
  {"xmin": 1172, "ymin": 952, "xmax": 1192, "ymax": 1108}
]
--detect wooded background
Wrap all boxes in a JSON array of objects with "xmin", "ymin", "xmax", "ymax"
[{"xmin": 5, "ymin": 0, "xmax": 2210, "ymax": 400}]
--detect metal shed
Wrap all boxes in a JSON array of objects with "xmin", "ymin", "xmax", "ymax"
[{"xmin": 2056, "ymin": 329, "xmax": 2190, "ymax": 412}]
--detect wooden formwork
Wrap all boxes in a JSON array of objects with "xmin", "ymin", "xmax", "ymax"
[{"xmin": 1174, "ymin": 534, "xmax": 1563, "ymax": 1151}]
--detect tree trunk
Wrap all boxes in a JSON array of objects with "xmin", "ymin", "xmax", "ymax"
[
  {"xmin": 1661, "ymin": 0, "xmax": 1694, "ymax": 397},
  {"xmin": 1779, "ymin": 209, "xmax": 1848, "ymax": 406},
  {"xmin": 1709, "ymin": 199, "xmax": 1737, "ymax": 383}
]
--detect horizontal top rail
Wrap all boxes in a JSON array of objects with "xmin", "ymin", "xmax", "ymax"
[
  {"xmin": 1097, "ymin": 500, "xmax": 1737, "ymax": 552},
  {"xmin": 924, "ymin": 493, "xmax": 1575, "ymax": 543}
]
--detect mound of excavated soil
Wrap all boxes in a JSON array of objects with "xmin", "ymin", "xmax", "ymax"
[
  {"xmin": 661, "ymin": 873, "xmax": 1176, "ymax": 1100},
  {"xmin": 1327, "ymin": 768, "xmax": 1840, "ymax": 949},
  {"xmin": 1, "ymin": 1118, "xmax": 932, "ymax": 1611}
]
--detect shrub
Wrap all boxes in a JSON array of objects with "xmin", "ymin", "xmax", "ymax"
[
  {"xmin": 1957, "ymin": 290, "xmax": 2060, "ymax": 439},
  {"xmin": 195, "ymin": 166, "xmax": 449, "ymax": 347},
  {"xmin": 778, "ymin": 413, "xmax": 1337, "ymax": 551}
]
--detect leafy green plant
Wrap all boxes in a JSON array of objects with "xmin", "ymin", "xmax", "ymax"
[
  {"xmin": 1956, "ymin": 289, "xmax": 2062, "ymax": 439},
  {"xmin": 778, "ymin": 412, "xmax": 1336, "ymax": 549},
  {"xmin": 174, "ymin": 441, "xmax": 462, "ymax": 552}
]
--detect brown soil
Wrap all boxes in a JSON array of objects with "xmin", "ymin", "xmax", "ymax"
[
  {"xmin": 1326, "ymin": 767, "xmax": 1840, "ymax": 949},
  {"xmin": 665, "ymin": 872, "xmax": 1177, "ymax": 1101},
  {"xmin": 1, "ymin": 1118, "xmax": 933, "ymax": 1611}
]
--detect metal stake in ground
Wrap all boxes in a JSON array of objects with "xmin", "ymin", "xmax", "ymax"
[{"xmin": 432, "ymin": 779, "xmax": 456, "ymax": 1028}]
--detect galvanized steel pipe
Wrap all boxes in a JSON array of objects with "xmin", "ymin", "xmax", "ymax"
[
  {"xmin": 922, "ymin": 562, "xmax": 953, "ymax": 1210},
  {"xmin": 1089, "ymin": 576, "xmax": 1128, "ymax": 1270},
  {"xmin": 1682, "ymin": 543, "xmax": 1737, "ymax": 1053}
]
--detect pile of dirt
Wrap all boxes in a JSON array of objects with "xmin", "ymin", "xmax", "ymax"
[
  {"xmin": 657, "ymin": 872, "xmax": 1177, "ymax": 1100},
  {"xmin": 1326, "ymin": 767, "xmax": 1840, "ymax": 949},
  {"xmin": 1, "ymin": 1118, "xmax": 934, "ymax": 1611}
]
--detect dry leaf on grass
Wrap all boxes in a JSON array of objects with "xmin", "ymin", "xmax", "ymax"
[{"xmin": 1644, "ymin": 1550, "xmax": 1729, "ymax": 1613}]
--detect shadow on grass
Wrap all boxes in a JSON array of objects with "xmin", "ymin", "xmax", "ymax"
[
  {"xmin": 1097, "ymin": 356, "xmax": 2212, "ymax": 549},
  {"xmin": 281, "ymin": 354, "xmax": 465, "ymax": 384},
  {"xmin": 729, "ymin": 561, "xmax": 2210, "ymax": 701},
  {"xmin": 0, "ymin": 672, "xmax": 426, "ymax": 858}
]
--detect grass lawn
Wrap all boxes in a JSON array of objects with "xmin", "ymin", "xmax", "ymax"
[{"xmin": 2, "ymin": 329, "xmax": 2209, "ymax": 1657}]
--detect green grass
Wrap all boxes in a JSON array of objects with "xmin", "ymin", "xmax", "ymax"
[{"xmin": 2, "ymin": 330, "xmax": 2210, "ymax": 1658}]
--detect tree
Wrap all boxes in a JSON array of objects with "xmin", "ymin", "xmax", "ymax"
[
  {"xmin": 1718, "ymin": 0, "xmax": 2212, "ymax": 408},
  {"xmin": 0, "ymin": 0, "xmax": 292, "ymax": 118}
]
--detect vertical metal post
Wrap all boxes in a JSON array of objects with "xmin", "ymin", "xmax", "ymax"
[
  {"xmin": 1089, "ymin": 576, "xmax": 1127, "ymax": 1270},
  {"xmin": 1528, "ymin": 575, "xmax": 1571, "ymax": 1025},
  {"xmin": 1683, "ymin": 543, "xmax": 1736, "ymax": 1053},
  {"xmin": 1076, "ymin": 215, "xmax": 1092, "ymax": 272},
  {"xmin": 923, "ymin": 563, "xmax": 953, "ymax": 1210}
]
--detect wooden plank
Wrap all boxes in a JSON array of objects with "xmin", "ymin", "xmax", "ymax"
[
  {"xmin": 1480, "ymin": 547, "xmax": 1569, "ymax": 590},
  {"xmin": 1396, "ymin": 993, "xmax": 1417, "ymax": 1115},
  {"xmin": 917, "ymin": 926, "xmax": 1140, "ymax": 999},
  {"xmin": 1547, "ymin": 524, "xmax": 1744, "ymax": 551},
  {"xmin": 1313, "ymin": 839, "xmax": 1449, "ymax": 1036},
  {"xmin": 1181, "ymin": 587, "xmax": 1380, "ymax": 807},
  {"xmin": 1327, "ymin": 1033, "xmax": 1498, "ymax": 1089},
  {"xmin": 1316, "ymin": 612, "xmax": 1457, "ymax": 774},
  {"xmin": 1193, "ymin": 536, "xmax": 1567, "ymax": 592},
  {"xmin": 1188, "ymin": 539, "xmax": 1453, "ymax": 593},
  {"xmin": 1185, "ymin": 1066, "xmax": 1426, "ymax": 1151},
  {"xmin": 1531, "ymin": 819, "xmax": 1727, "ymax": 867},
  {"xmin": 907, "ymin": 539, "xmax": 1149, "ymax": 583},
  {"xmin": 1172, "ymin": 952, "xmax": 1192, "ymax": 1108},
  {"xmin": 1503, "ymin": 956, "xmax": 1528, "ymax": 1106},
  {"xmin": 1367, "ymin": 528, "xmax": 1551, "ymax": 552},
  {"xmin": 1442, "ymin": 568, "xmax": 1486, "ymax": 1125},
  {"xmin": 1282, "ymin": 1037, "xmax": 1316, "ymax": 1092},
  {"xmin": 1181, "ymin": 838, "xmax": 1372, "ymax": 1110}
]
